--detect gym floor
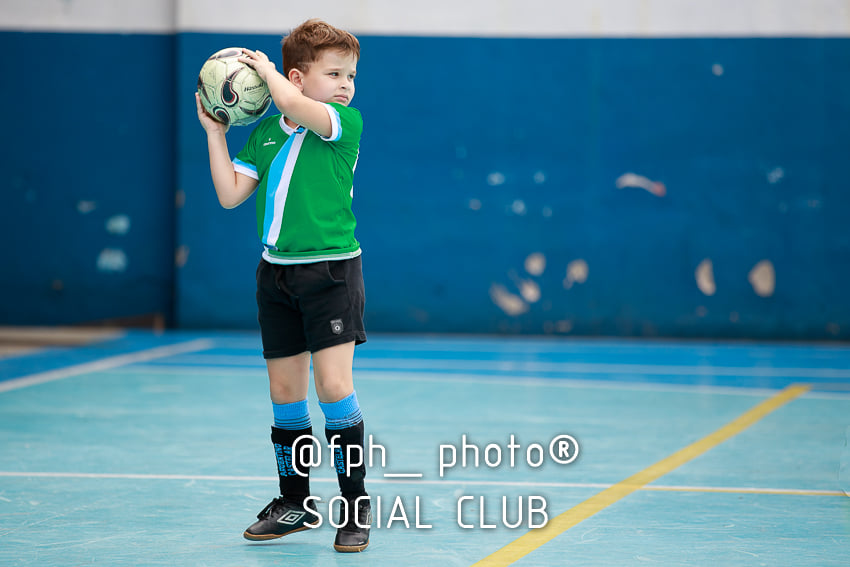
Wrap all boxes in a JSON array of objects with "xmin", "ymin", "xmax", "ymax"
[{"xmin": 1, "ymin": 329, "xmax": 848, "ymax": 566}]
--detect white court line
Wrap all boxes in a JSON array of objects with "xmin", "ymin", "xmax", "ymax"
[
  {"xmin": 354, "ymin": 370, "xmax": 850, "ymax": 400},
  {"xmin": 383, "ymin": 473, "xmax": 425, "ymax": 479},
  {"xmin": 113, "ymin": 364, "xmax": 850, "ymax": 399},
  {"xmin": 0, "ymin": 471, "xmax": 842, "ymax": 497},
  {"xmin": 145, "ymin": 354, "xmax": 850, "ymax": 380},
  {"xmin": 0, "ymin": 339, "xmax": 215, "ymax": 393},
  {"xmin": 356, "ymin": 359, "xmax": 850, "ymax": 379},
  {"xmin": 210, "ymin": 335, "xmax": 850, "ymax": 355}
]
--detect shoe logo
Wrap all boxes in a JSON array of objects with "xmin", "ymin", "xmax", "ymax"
[
  {"xmin": 330, "ymin": 319, "xmax": 344, "ymax": 335},
  {"xmin": 278, "ymin": 510, "xmax": 306, "ymax": 525}
]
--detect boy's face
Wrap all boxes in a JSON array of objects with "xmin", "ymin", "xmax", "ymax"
[{"xmin": 297, "ymin": 49, "xmax": 357, "ymax": 106}]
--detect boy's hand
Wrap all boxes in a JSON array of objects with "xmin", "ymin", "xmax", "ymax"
[
  {"xmin": 195, "ymin": 92, "xmax": 229, "ymax": 134},
  {"xmin": 239, "ymin": 48, "xmax": 277, "ymax": 83}
]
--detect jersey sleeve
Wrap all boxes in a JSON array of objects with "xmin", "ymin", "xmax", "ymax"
[
  {"xmin": 233, "ymin": 128, "xmax": 260, "ymax": 180},
  {"xmin": 318, "ymin": 103, "xmax": 362, "ymax": 149}
]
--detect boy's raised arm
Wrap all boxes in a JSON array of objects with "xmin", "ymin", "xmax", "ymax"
[
  {"xmin": 195, "ymin": 93, "xmax": 258, "ymax": 209},
  {"xmin": 239, "ymin": 48, "xmax": 333, "ymax": 138}
]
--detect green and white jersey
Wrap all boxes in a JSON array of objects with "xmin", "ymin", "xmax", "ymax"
[{"xmin": 233, "ymin": 102, "xmax": 362, "ymax": 264}]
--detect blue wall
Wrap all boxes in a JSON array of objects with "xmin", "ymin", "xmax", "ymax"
[
  {"xmin": 0, "ymin": 31, "xmax": 176, "ymax": 327},
  {"xmin": 3, "ymin": 30, "xmax": 849, "ymax": 340},
  {"xmin": 177, "ymin": 34, "xmax": 850, "ymax": 340}
]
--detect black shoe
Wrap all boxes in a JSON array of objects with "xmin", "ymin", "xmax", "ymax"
[
  {"xmin": 243, "ymin": 497, "xmax": 320, "ymax": 541},
  {"xmin": 334, "ymin": 496, "xmax": 371, "ymax": 552}
]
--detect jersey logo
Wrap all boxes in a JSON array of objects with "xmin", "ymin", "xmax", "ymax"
[
  {"xmin": 330, "ymin": 319, "xmax": 344, "ymax": 335},
  {"xmin": 263, "ymin": 137, "xmax": 277, "ymax": 147}
]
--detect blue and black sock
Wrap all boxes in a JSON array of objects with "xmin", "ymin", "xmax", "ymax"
[
  {"xmin": 320, "ymin": 391, "xmax": 367, "ymax": 498},
  {"xmin": 271, "ymin": 399, "xmax": 312, "ymax": 504}
]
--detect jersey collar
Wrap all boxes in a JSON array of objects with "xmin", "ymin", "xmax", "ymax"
[{"xmin": 279, "ymin": 116, "xmax": 305, "ymax": 135}]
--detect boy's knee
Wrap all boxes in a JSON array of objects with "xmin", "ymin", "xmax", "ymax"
[{"xmin": 315, "ymin": 379, "xmax": 354, "ymax": 404}]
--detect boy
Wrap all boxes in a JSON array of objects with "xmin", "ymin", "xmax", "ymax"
[{"xmin": 195, "ymin": 19, "xmax": 370, "ymax": 553}]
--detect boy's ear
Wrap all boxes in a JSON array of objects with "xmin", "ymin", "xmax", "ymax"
[{"xmin": 288, "ymin": 68, "xmax": 304, "ymax": 89}]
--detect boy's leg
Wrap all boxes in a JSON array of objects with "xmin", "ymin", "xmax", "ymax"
[
  {"xmin": 314, "ymin": 343, "xmax": 371, "ymax": 552},
  {"xmin": 268, "ymin": 354, "xmax": 313, "ymax": 503},
  {"xmin": 267, "ymin": 352, "xmax": 311, "ymax": 404},
  {"xmin": 312, "ymin": 342, "xmax": 355, "ymax": 403},
  {"xmin": 243, "ymin": 353, "xmax": 320, "ymax": 541}
]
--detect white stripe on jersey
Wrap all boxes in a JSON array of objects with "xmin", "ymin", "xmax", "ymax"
[
  {"xmin": 319, "ymin": 103, "xmax": 343, "ymax": 142},
  {"xmin": 265, "ymin": 129, "xmax": 306, "ymax": 248},
  {"xmin": 232, "ymin": 159, "xmax": 258, "ymax": 179}
]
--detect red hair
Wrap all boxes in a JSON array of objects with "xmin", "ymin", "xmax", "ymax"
[{"xmin": 281, "ymin": 19, "xmax": 360, "ymax": 76}]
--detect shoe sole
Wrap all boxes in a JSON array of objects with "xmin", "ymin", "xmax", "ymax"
[
  {"xmin": 243, "ymin": 524, "xmax": 315, "ymax": 541},
  {"xmin": 334, "ymin": 541, "xmax": 369, "ymax": 553}
]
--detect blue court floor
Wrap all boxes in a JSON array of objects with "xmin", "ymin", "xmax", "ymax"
[{"xmin": 0, "ymin": 329, "xmax": 848, "ymax": 566}]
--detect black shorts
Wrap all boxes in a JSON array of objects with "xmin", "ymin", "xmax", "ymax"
[{"xmin": 256, "ymin": 256, "xmax": 367, "ymax": 358}]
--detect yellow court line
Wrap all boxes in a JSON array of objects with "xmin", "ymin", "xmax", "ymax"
[{"xmin": 471, "ymin": 383, "xmax": 812, "ymax": 567}]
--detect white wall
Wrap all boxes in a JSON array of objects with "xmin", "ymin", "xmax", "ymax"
[
  {"xmin": 2, "ymin": 0, "xmax": 849, "ymax": 36},
  {"xmin": 0, "ymin": 0, "xmax": 174, "ymax": 33}
]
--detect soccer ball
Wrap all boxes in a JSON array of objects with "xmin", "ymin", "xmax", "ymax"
[{"xmin": 197, "ymin": 47, "xmax": 272, "ymax": 127}]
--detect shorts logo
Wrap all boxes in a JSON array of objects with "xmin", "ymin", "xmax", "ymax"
[
  {"xmin": 330, "ymin": 319, "xmax": 344, "ymax": 335},
  {"xmin": 278, "ymin": 510, "xmax": 306, "ymax": 525}
]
